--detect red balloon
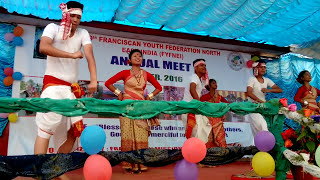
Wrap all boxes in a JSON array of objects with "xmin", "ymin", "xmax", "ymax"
[
  {"xmin": 83, "ymin": 154, "xmax": 112, "ymax": 180},
  {"xmin": 182, "ymin": 137, "xmax": 207, "ymax": 163},
  {"xmin": 246, "ymin": 60, "xmax": 253, "ymax": 68},
  {"xmin": 4, "ymin": 67, "xmax": 13, "ymax": 76}
]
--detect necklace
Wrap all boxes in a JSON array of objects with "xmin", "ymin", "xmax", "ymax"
[
  {"xmin": 209, "ymin": 92, "xmax": 218, "ymax": 102},
  {"xmin": 131, "ymin": 69, "xmax": 142, "ymax": 86},
  {"xmin": 307, "ymin": 85, "xmax": 313, "ymax": 95}
]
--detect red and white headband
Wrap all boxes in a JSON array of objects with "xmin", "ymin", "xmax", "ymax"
[
  {"xmin": 194, "ymin": 60, "xmax": 206, "ymax": 67},
  {"xmin": 252, "ymin": 62, "xmax": 266, "ymax": 68}
]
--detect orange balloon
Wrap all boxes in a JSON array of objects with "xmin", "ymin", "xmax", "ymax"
[
  {"xmin": 13, "ymin": 26, "xmax": 24, "ymax": 37},
  {"xmin": 3, "ymin": 77, "xmax": 14, "ymax": 86}
]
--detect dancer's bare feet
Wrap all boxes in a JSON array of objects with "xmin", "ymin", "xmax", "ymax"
[
  {"xmin": 139, "ymin": 164, "xmax": 148, "ymax": 171},
  {"xmin": 53, "ymin": 174, "xmax": 70, "ymax": 180},
  {"xmin": 132, "ymin": 164, "xmax": 139, "ymax": 172}
]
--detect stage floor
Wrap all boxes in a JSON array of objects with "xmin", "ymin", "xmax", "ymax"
[{"xmin": 13, "ymin": 161, "xmax": 303, "ymax": 180}]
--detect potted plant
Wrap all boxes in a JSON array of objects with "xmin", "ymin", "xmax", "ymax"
[{"xmin": 280, "ymin": 103, "xmax": 320, "ymax": 180}]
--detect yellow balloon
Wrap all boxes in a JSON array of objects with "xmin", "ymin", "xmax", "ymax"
[
  {"xmin": 252, "ymin": 152, "xmax": 275, "ymax": 177},
  {"xmin": 8, "ymin": 113, "xmax": 18, "ymax": 123}
]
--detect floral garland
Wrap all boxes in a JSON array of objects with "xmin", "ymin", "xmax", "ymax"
[
  {"xmin": 279, "ymin": 106, "xmax": 320, "ymax": 133},
  {"xmin": 278, "ymin": 99, "xmax": 320, "ymax": 177}
]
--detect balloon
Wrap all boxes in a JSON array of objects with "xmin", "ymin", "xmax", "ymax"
[
  {"xmin": 315, "ymin": 145, "xmax": 320, "ymax": 167},
  {"xmin": 13, "ymin": 36, "xmax": 23, "ymax": 46},
  {"xmin": 252, "ymin": 152, "xmax": 275, "ymax": 177},
  {"xmin": 8, "ymin": 113, "xmax": 18, "ymax": 123},
  {"xmin": 251, "ymin": 56, "xmax": 260, "ymax": 62},
  {"xmin": 4, "ymin": 67, "xmax": 13, "ymax": 76},
  {"xmin": 3, "ymin": 77, "xmax": 14, "ymax": 86},
  {"xmin": 80, "ymin": 125, "xmax": 106, "ymax": 155},
  {"xmin": 254, "ymin": 131, "xmax": 275, "ymax": 152},
  {"xmin": 246, "ymin": 60, "xmax": 253, "ymax": 68},
  {"xmin": 12, "ymin": 72, "xmax": 23, "ymax": 80},
  {"xmin": 4, "ymin": 33, "xmax": 15, "ymax": 42},
  {"xmin": 182, "ymin": 137, "xmax": 206, "ymax": 163},
  {"xmin": 83, "ymin": 154, "xmax": 112, "ymax": 180},
  {"xmin": 174, "ymin": 159, "xmax": 198, "ymax": 180},
  {"xmin": 13, "ymin": 26, "xmax": 24, "ymax": 36},
  {"xmin": 0, "ymin": 113, "xmax": 9, "ymax": 118}
]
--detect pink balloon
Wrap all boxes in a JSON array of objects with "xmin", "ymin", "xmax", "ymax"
[
  {"xmin": 83, "ymin": 154, "xmax": 112, "ymax": 180},
  {"xmin": 4, "ymin": 33, "xmax": 15, "ymax": 42},
  {"xmin": 182, "ymin": 137, "xmax": 207, "ymax": 163},
  {"xmin": 4, "ymin": 67, "xmax": 13, "ymax": 77},
  {"xmin": 0, "ymin": 113, "xmax": 9, "ymax": 118}
]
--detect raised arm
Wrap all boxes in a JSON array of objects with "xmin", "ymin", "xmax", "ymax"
[
  {"xmin": 262, "ymin": 85, "xmax": 283, "ymax": 94},
  {"xmin": 247, "ymin": 86, "xmax": 265, "ymax": 103},
  {"xmin": 39, "ymin": 37, "xmax": 83, "ymax": 59},
  {"xmin": 105, "ymin": 70, "xmax": 128, "ymax": 100},
  {"xmin": 145, "ymin": 72, "xmax": 162, "ymax": 100},
  {"xmin": 266, "ymin": 84, "xmax": 283, "ymax": 93},
  {"xmin": 220, "ymin": 96, "xmax": 229, "ymax": 103}
]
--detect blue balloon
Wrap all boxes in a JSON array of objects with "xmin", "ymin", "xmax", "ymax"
[
  {"xmin": 174, "ymin": 159, "xmax": 198, "ymax": 180},
  {"xmin": 80, "ymin": 125, "xmax": 106, "ymax": 155},
  {"xmin": 12, "ymin": 72, "xmax": 23, "ymax": 80},
  {"xmin": 13, "ymin": 36, "xmax": 23, "ymax": 46}
]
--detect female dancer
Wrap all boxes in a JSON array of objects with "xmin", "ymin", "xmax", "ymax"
[{"xmin": 105, "ymin": 49, "xmax": 162, "ymax": 173}]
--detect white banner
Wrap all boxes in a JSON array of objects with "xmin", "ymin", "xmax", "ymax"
[
  {"xmin": 13, "ymin": 25, "xmax": 252, "ymax": 91},
  {"xmin": 8, "ymin": 117, "xmax": 253, "ymax": 155},
  {"xmin": 8, "ymin": 24, "xmax": 254, "ymax": 155}
]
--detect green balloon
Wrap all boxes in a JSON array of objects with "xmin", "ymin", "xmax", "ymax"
[
  {"xmin": 252, "ymin": 56, "xmax": 260, "ymax": 62},
  {"xmin": 315, "ymin": 145, "xmax": 320, "ymax": 167}
]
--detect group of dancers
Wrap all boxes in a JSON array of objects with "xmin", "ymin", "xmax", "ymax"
[{"xmin": 31, "ymin": 1, "xmax": 320, "ymax": 179}]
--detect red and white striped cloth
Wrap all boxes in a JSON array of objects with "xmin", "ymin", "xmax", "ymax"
[
  {"xmin": 58, "ymin": 3, "xmax": 82, "ymax": 40},
  {"xmin": 194, "ymin": 60, "xmax": 209, "ymax": 86}
]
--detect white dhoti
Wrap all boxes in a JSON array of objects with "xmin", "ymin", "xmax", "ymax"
[
  {"xmin": 245, "ymin": 113, "xmax": 268, "ymax": 137},
  {"xmin": 182, "ymin": 114, "xmax": 212, "ymax": 143},
  {"xmin": 35, "ymin": 86, "xmax": 82, "ymax": 153}
]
